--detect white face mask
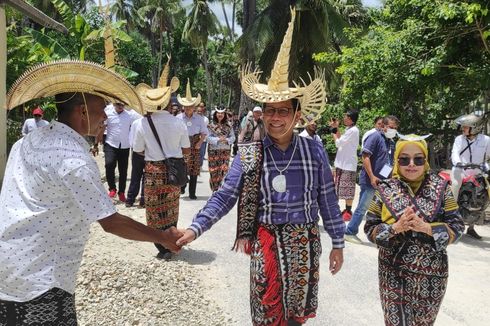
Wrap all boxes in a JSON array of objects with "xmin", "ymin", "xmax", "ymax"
[{"xmin": 384, "ymin": 128, "xmax": 397, "ymax": 139}]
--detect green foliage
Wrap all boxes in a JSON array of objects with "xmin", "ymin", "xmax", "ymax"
[
  {"xmin": 335, "ymin": 0, "xmax": 490, "ymax": 137},
  {"xmin": 116, "ymin": 31, "xmax": 156, "ymax": 84}
]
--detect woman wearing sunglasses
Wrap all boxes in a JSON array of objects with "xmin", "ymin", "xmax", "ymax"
[{"xmin": 364, "ymin": 135, "xmax": 465, "ymax": 326}]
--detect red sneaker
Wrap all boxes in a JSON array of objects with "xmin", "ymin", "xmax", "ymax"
[
  {"xmin": 108, "ymin": 189, "xmax": 117, "ymax": 198},
  {"xmin": 118, "ymin": 192, "xmax": 126, "ymax": 203},
  {"xmin": 342, "ymin": 210, "xmax": 352, "ymax": 222}
]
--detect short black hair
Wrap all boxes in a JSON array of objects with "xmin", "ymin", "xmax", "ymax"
[
  {"xmin": 374, "ymin": 116, "xmax": 383, "ymax": 124},
  {"xmin": 346, "ymin": 109, "xmax": 359, "ymax": 124},
  {"xmin": 291, "ymin": 98, "xmax": 301, "ymax": 112},
  {"xmin": 383, "ymin": 115, "xmax": 400, "ymax": 126},
  {"xmin": 55, "ymin": 92, "xmax": 86, "ymax": 118}
]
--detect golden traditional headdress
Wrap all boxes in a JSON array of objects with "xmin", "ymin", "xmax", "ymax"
[
  {"xmin": 177, "ymin": 79, "xmax": 201, "ymax": 107},
  {"xmin": 135, "ymin": 56, "xmax": 180, "ymax": 113},
  {"xmin": 240, "ymin": 7, "xmax": 326, "ymax": 122},
  {"xmin": 6, "ymin": 60, "xmax": 143, "ymax": 113}
]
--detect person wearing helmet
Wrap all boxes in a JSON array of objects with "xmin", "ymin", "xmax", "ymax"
[{"xmin": 451, "ymin": 113, "xmax": 490, "ymax": 239}]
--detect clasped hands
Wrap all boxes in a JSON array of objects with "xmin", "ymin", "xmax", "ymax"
[
  {"xmin": 159, "ymin": 228, "xmax": 197, "ymax": 253},
  {"xmin": 392, "ymin": 207, "xmax": 432, "ymax": 236}
]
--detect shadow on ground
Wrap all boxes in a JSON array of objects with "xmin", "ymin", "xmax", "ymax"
[{"xmin": 173, "ymin": 248, "xmax": 217, "ymax": 265}]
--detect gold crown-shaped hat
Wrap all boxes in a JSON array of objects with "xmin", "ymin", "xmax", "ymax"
[
  {"xmin": 6, "ymin": 60, "xmax": 143, "ymax": 113},
  {"xmin": 135, "ymin": 55, "xmax": 180, "ymax": 113},
  {"xmin": 241, "ymin": 7, "xmax": 327, "ymax": 121},
  {"xmin": 177, "ymin": 79, "xmax": 201, "ymax": 107}
]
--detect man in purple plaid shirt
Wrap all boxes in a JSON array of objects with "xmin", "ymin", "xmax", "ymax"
[{"xmin": 177, "ymin": 8, "xmax": 344, "ymax": 326}]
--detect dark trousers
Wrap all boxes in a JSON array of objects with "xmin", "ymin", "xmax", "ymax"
[
  {"xmin": 104, "ymin": 143, "xmax": 130, "ymax": 193},
  {"xmin": 0, "ymin": 288, "xmax": 77, "ymax": 326},
  {"xmin": 199, "ymin": 141, "xmax": 207, "ymax": 167},
  {"xmin": 127, "ymin": 151, "xmax": 145, "ymax": 204},
  {"xmin": 181, "ymin": 175, "xmax": 198, "ymax": 197}
]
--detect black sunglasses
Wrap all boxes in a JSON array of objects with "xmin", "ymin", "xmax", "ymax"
[{"xmin": 398, "ymin": 157, "xmax": 426, "ymax": 166}]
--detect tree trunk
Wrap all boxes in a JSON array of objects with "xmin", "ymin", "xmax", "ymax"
[
  {"xmin": 218, "ymin": 76, "xmax": 223, "ymax": 105},
  {"xmin": 221, "ymin": 1, "xmax": 233, "ymax": 41},
  {"xmin": 0, "ymin": 6, "xmax": 7, "ymax": 185},
  {"xmin": 150, "ymin": 27, "xmax": 158, "ymax": 87},
  {"xmin": 232, "ymin": 0, "xmax": 236, "ymax": 36},
  {"xmin": 203, "ymin": 46, "xmax": 213, "ymax": 108},
  {"xmin": 240, "ymin": 0, "xmax": 256, "ymax": 115}
]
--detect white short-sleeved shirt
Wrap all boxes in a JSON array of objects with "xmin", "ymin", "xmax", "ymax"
[
  {"xmin": 0, "ymin": 121, "xmax": 116, "ymax": 301},
  {"xmin": 334, "ymin": 125, "xmax": 360, "ymax": 172},
  {"xmin": 298, "ymin": 129, "xmax": 323, "ymax": 144},
  {"xmin": 451, "ymin": 133, "xmax": 490, "ymax": 176},
  {"xmin": 133, "ymin": 111, "xmax": 190, "ymax": 161},
  {"xmin": 104, "ymin": 105, "xmax": 142, "ymax": 149},
  {"xmin": 21, "ymin": 118, "xmax": 49, "ymax": 136}
]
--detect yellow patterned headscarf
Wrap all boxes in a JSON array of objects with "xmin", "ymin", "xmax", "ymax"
[
  {"xmin": 379, "ymin": 134, "xmax": 431, "ymax": 224},
  {"xmin": 392, "ymin": 135, "xmax": 430, "ymax": 192}
]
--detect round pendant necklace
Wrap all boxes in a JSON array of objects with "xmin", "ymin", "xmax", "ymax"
[{"xmin": 268, "ymin": 137, "xmax": 298, "ymax": 193}]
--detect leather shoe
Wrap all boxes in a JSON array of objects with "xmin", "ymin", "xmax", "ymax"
[{"xmin": 467, "ymin": 228, "xmax": 482, "ymax": 240}]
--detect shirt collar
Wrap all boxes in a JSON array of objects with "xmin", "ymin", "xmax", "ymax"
[
  {"xmin": 263, "ymin": 134, "xmax": 298, "ymax": 151},
  {"xmin": 50, "ymin": 120, "xmax": 90, "ymax": 152}
]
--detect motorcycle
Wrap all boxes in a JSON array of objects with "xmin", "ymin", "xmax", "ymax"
[{"xmin": 439, "ymin": 163, "xmax": 490, "ymax": 224}]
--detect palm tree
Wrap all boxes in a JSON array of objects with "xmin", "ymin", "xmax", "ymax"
[
  {"xmin": 138, "ymin": 0, "xmax": 184, "ymax": 86},
  {"xmin": 110, "ymin": 0, "xmax": 135, "ymax": 32},
  {"xmin": 182, "ymin": 0, "xmax": 220, "ymax": 108},
  {"xmin": 238, "ymin": 0, "xmax": 367, "ymax": 82}
]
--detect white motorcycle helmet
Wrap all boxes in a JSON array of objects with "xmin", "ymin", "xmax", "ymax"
[{"xmin": 455, "ymin": 113, "xmax": 485, "ymax": 135}]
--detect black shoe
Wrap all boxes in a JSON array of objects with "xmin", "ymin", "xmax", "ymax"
[
  {"xmin": 180, "ymin": 189, "xmax": 185, "ymax": 194},
  {"xmin": 467, "ymin": 228, "xmax": 482, "ymax": 240},
  {"xmin": 189, "ymin": 195, "xmax": 197, "ymax": 200},
  {"xmin": 125, "ymin": 202, "xmax": 134, "ymax": 208},
  {"xmin": 156, "ymin": 252, "xmax": 173, "ymax": 261}
]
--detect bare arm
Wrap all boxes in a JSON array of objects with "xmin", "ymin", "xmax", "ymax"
[{"xmin": 98, "ymin": 212, "xmax": 182, "ymax": 252}]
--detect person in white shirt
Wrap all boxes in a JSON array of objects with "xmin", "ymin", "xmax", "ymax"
[
  {"xmin": 451, "ymin": 113, "xmax": 490, "ymax": 239},
  {"xmin": 102, "ymin": 102, "xmax": 142, "ymax": 202},
  {"xmin": 126, "ymin": 117, "xmax": 145, "ymax": 208},
  {"xmin": 177, "ymin": 80, "xmax": 208, "ymax": 200},
  {"xmin": 299, "ymin": 121, "xmax": 323, "ymax": 144},
  {"xmin": 0, "ymin": 61, "xmax": 182, "ymax": 325},
  {"xmin": 21, "ymin": 106, "xmax": 49, "ymax": 136},
  {"xmin": 134, "ymin": 71, "xmax": 190, "ymax": 259},
  {"xmin": 197, "ymin": 102, "xmax": 209, "ymax": 168},
  {"xmin": 361, "ymin": 116, "xmax": 384, "ymax": 147},
  {"xmin": 331, "ymin": 110, "xmax": 360, "ymax": 222}
]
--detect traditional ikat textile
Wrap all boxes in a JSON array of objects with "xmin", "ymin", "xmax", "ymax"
[
  {"xmin": 184, "ymin": 134, "xmax": 202, "ymax": 176},
  {"xmin": 334, "ymin": 168, "xmax": 357, "ymax": 200},
  {"xmin": 0, "ymin": 288, "xmax": 77, "ymax": 326},
  {"xmin": 365, "ymin": 173, "xmax": 465, "ymax": 326},
  {"xmin": 250, "ymin": 223, "xmax": 321, "ymax": 326},
  {"xmin": 144, "ymin": 161, "xmax": 180, "ymax": 230},
  {"xmin": 208, "ymin": 148, "xmax": 231, "ymax": 191},
  {"xmin": 233, "ymin": 141, "xmax": 263, "ymax": 253}
]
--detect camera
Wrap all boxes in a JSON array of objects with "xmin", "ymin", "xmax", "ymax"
[{"xmin": 317, "ymin": 126, "xmax": 338, "ymax": 135}]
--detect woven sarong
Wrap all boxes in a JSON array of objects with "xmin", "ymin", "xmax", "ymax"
[
  {"xmin": 379, "ymin": 243, "xmax": 448, "ymax": 326},
  {"xmin": 250, "ymin": 223, "xmax": 321, "ymax": 326},
  {"xmin": 184, "ymin": 134, "xmax": 201, "ymax": 176},
  {"xmin": 334, "ymin": 168, "xmax": 357, "ymax": 200},
  {"xmin": 208, "ymin": 148, "xmax": 231, "ymax": 191},
  {"xmin": 144, "ymin": 161, "xmax": 180, "ymax": 230},
  {"xmin": 0, "ymin": 288, "xmax": 77, "ymax": 325}
]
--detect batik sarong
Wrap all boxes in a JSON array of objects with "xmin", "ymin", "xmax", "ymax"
[
  {"xmin": 184, "ymin": 134, "xmax": 201, "ymax": 176},
  {"xmin": 144, "ymin": 161, "xmax": 180, "ymax": 230},
  {"xmin": 208, "ymin": 148, "xmax": 231, "ymax": 191},
  {"xmin": 334, "ymin": 168, "xmax": 356, "ymax": 200},
  {"xmin": 250, "ymin": 223, "xmax": 321, "ymax": 326},
  {"xmin": 0, "ymin": 288, "xmax": 77, "ymax": 325}
]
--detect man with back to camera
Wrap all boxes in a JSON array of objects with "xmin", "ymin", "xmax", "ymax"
[{"xmin": 0, "ymin": 60, "xmax": 182, "ymax": 325}]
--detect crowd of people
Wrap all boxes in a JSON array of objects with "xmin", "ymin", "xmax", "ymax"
[{"xmin": 1, "ymin": 7, "xmax": 488, "ymax": 326}]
